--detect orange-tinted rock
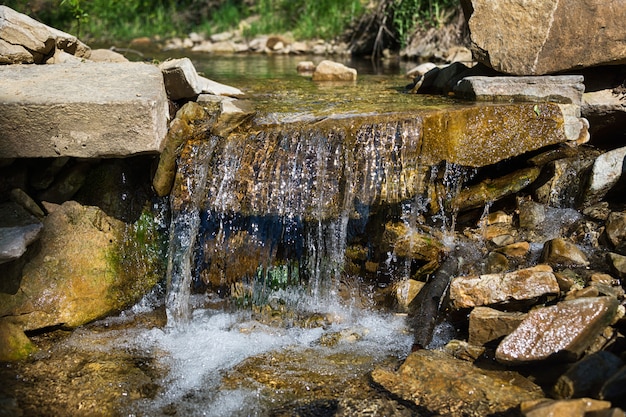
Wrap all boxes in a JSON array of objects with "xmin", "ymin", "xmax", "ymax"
[
  {"xmin": 496, "ymin": 297, "xmax": 619, "ymax": 364},
  {"xmin": 450, "ymin": 265, "xmax": 559, "ymax": 309}
]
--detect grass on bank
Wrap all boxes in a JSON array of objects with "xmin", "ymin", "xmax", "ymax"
[{"xmin": 4, "ymin": 0, "xmax": 457, "ymax": 49}]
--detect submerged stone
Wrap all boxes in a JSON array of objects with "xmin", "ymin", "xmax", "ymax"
[
  {"xmin": 371, "ymin": 349, "xmax": 542, "ymax": 416},
  {"xmin": 495, "ymin": 297, "xmax": 619, "ymax": 364},
  {"xmin": 449, "ymin": 264, "xmax": 559, "ymax": 309}
]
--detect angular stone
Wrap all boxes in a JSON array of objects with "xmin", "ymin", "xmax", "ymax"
[
  {"xmin": 608, "ymin": 252, "xmax": 626, "ymax": 280},
  {"xmin": 541, "ymin": 238, "xmax": 590, "ymax": 268},
  {"xmin": 0, "ymin": 5, "xmax": 55, "ymax": 57},
  {"xmin": 450, "ymin": 264, "xmax": 560, "ymax": 309},
  {"xmin": 0, "ymin": 319, "xmax": 36, "ymax": 361},
  {"xmin": 495, "ymin": 297, "xmax": 619, "ymax": 364},
  {"xmin": 199, "ymin": 76, "xmax": 244, "ymax": 97},
  {"xmin": 454, "ymin": 75, "xmax": 585, "ymax": 104},
  {"xmin": 0, "ymin": 62, "xmax": 169, "ymax": 158},
  {"xmin": 468, "ymin": 306, "xmax": 526, "ymax": 346},
  {"xmin": 312, "ymin": 60, "xmax": 357, "ymax": 82},
  {"xmin": 153, "ymin": 102, "xmax": 209, "ymax": 197},
  {"xmin": 371, "ymin": 349, "xmax": 542, "ymax": 417},
  {"xmin": 582, "ymin": 89, "xmax": 626, "ymax": 138},
  {"xmin": 0, "ymin": 223, "xmax": 42, "ymax": 264},
  {"xmin": 159, "ymin": 57, "xmax": 203, "ymax": 100},
  {"xmin": 0, "ymin": 38, "xmax": 33, "ymax": 63},
  {"xmin": 605, "ymin": 212, "xmax": 626, "ymax": 251},
  {"xmin": 533, "ymin": 153, "xmax": 598, "ymax": 208},
  {"xmin": 552, "ymin": 351, "xmax": 624, "ymax": 399},
  {"xmin": 463, "ymin": 0, "xmax": 626, "ymax": 75},
  {"xmin": 46, "ymin": 26, "xmax": 90, "ymax": 58},
  {"xmin": 450, "ymin": 167, "xmax": 541, "ymax": 211},
  {"xmin": 582, "ymin": 146, "xmax": 626, "ymax": 207}
]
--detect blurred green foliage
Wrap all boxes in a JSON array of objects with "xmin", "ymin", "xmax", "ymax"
[{"xmin": 3, "ymin": 0, "xmax": 457, "ymax": 47}]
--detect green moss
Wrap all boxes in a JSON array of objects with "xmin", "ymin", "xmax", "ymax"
[
  {"xmin": 107, "ymin": 206, "xmax": 167, "ymax": 308},
  {"xmin": 0, "ymin": 321, "xmax": 37, "ymax": 362}
]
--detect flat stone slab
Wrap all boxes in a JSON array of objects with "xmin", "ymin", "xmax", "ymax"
[
  {"xmin": 454, "ymin": 75, "xmax": 585, "ymax": 104},
  {"xmin": 0, "ymin": 62, "xmax": 169, "ymax": 158}
]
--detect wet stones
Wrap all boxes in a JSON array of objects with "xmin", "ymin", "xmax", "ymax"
[
  {"xmin": 468, "ymin": 306, "xmax": 527, "ymax": 346},
  {"xmin": 371, "ymin": 349, "xmax": 543, "ymax": 417},
  {"xmin": 552, "ymin": 351, "xmax": 624, "ymax": 400},
  {"xmin": 541, "ymin": 238, "xmax": 590, "ymax": 268},
  {"xmin": 495, "ymin": 297, "xmax": 619, "ymax": 365},
  {"xmin": 449, "ymin": 265, "xmax": 560, "ymax": 309}
]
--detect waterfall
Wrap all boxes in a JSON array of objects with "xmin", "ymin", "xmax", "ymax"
[{"xmin": 163, "ymin": 112, "xmax": 469, "ymax": 326}]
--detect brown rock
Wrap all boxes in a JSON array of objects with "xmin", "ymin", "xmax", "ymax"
[
  {"xmin": 372, "ymin": 349, "xmax": 542, "ymax": 417},
  {"xmin": 464, "ymin": 0, "xmax": 626, "ymax": 75},
  {"xmin": 495, "ymin": 297, "xmax": 619, "ymax": 364},
  {"xmin": 0, "ymin": 38, "xmax": 33, "ymax": 64},
  {"xmin": 605, "ymin": 211, "xmax": 626, "ymax": 251},
  {"xmin": 541, "ymin": 238, "xmax": 589, "ymax": 267},
  {"xmin": 88, "ymin": 48, "xmax": 129, "ymax": 62},
  {"xmin": 520, "ymin": 398, "xmax": 613, "ymax": 417},
  {"xmin": 153, "ymin": 102, "xmax": 209, "ymax": 197},
  {"xmin": 0, "ymin": 5, "xmax": 55, "ymax": 58},
  {"xmin": 450, "ymin": 264, "xmax": 560, "ymax": 309},
  {"xmin": 469, "ymin": 306, "xmax": 526, "ymax": 346}
]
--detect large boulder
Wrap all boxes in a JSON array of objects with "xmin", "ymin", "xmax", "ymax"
[
  {"xmin": 462, "ymin": 0, "xmax": 626, "ymax": 75},
  {"xmin": 0, "ymin": 201, "xmax": 163, "ymax": 334}
]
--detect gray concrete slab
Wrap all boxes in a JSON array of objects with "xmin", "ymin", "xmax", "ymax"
[{"xmin": 0, "ymin": 62, "xmax": 169, "ymax": 158}]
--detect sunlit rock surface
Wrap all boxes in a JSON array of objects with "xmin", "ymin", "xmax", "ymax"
[
  {"xmin": 454, "ymin": 75, "xmax": 585, "ymax": 104},
  {"xmin": 449, "ymin": 265, "xmax": 560, "ymax": 309},
  {"xmin": 540, "ymin": 238, "xmax": 590, "ymax": 268},
  {"xmin": 181, "ymin": 102, "xmax": 588, "ymax": 220},
  {"xmin": 0, "ymin": 62, "xmax": 169, "ymax": 158},
  {"xmin": 496, "ymin": 297, "xmax": 619, "ymax": 364},
  {"xmin": 371, "ymin": 349, "xmax": 543, "ymax": 416},
  {"xmin": 463, "ymin": 0, "xmax": 626, "ymax": 75}
]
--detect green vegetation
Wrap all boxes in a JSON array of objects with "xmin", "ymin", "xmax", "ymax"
[{"xmin": 3, "ymin": 0, "xmax": 457, "ymax": 51}]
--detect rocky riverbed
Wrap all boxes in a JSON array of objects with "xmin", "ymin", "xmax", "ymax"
[{"xmin": 1, "ymin": 2, "xmax": 626, "ymax": 417}]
